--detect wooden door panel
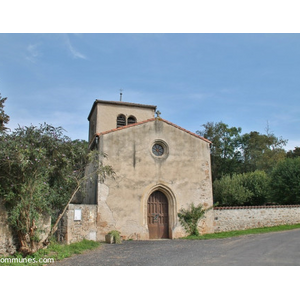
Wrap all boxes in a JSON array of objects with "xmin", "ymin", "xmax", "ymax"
[{"xmin": 147, "ymin": 191, "xmax": 169, "ymax": 239}]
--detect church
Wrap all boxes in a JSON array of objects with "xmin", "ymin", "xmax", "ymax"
[{"xmin": 78, "ymin": 98, "xmax": 214, "ymax": 241}]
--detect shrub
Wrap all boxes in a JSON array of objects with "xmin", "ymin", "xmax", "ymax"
[
  {"xmin": 213, "ymin": 171, "xmax": 269, "ymax": 206},
  {"xmin": 242, "ymin": 171, "xmax": 269, "ymax": 205},
  {"xmin": 108, "ymin": 230, "xmax": 122, "ymax": 244},
  {"xmin": 213, "ymin": 173, "xmax": 251, "ymax": 206},
  {"xmin": 178, "ymin": 203, "xmax": 211, "ymax": 236}
]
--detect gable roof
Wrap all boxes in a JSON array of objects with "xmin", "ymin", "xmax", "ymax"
[{"xmin": 90, "ymin": 118, "xmax": 212, "ymax": 147}]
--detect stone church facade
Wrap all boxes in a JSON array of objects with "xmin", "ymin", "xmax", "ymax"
[{"xmin": 80, "ymin": 99, "xmax": 214, "ymax": 241}]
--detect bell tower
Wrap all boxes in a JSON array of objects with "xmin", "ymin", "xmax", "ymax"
[{"xmin": 87, "ymin": 99, "xmax": 157, "ymax": 142}]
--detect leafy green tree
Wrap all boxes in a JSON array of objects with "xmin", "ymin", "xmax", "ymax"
[
  {"xmin": 197, "ymin": 121, "xmax": 242, "ymax": 180},
  {"xmin": 239, "ymin": 131, "xmax": 287, "ymax": 173},
  {"xmin": 178, "ymin": 203, "xmax": 212, "ymax": 236},
  {"xmin": 269, "ymin": 158, "xmax": 300, "ymax": 205},
  {"xmin": 0, "ymin": 123, "xmax": 114, "ymax": 255},
  {"xmin": 0, "ymin": 93, "xmax": 10, "ymax": 132},
  {"xmin": 197, "ymin": 121, "xmax": 287, "ymax": 179}
]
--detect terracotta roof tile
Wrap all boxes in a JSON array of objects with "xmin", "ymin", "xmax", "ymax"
[
  {"xmin": 161, "ymin": 118, "xmax": 212, "ymax": 144},
  {"xmin": 92, "ymin": 118, "xmax": 211, "ymax": 144},
  {"xmin": 214, "ymin": 205, "xmax": 300, "ymax": 210}
]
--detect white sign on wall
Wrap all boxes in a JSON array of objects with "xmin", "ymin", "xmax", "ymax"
[{"xmin": 74, "ymin": 209, "xmax": 82, "ymax": 221}]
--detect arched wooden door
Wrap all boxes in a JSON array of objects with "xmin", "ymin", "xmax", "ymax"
[{"xmin": 147, "ymin": 191, "xmax": 169, "ymax": 239}]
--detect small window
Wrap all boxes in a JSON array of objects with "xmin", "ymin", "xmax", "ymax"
[
  {"xmin": 117, "ymin": 114, "xmax": 126, "ymax": 128},
  {"xmin": 127, "ymin": 115, "xmax": 137, "ymax": 125},
  {"xmin": 151, "ymin": 139, "xmax": 169, "ymax": 159}
]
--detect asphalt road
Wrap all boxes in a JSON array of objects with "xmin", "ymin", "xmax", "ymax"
[{"xmin": 52, "ymin": 228, "xmax": 300, "ymax": 266}]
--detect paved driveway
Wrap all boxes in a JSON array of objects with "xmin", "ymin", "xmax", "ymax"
[{"xmin": 52, "ymin": 228, "xmax": 300, "ymax": 266}]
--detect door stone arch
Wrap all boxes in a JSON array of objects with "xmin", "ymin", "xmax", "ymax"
[{"xmin": 141, "ymin": 184, "xmax": 177, "ymax": 239}]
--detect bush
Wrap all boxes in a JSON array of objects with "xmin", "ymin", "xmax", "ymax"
[
  {"xmin": 242, "ymin": 171, "xmax": 269, "ymax": 205},
  {"xmin": 213, "ymin": 171, "xmax": 269, "ymax": 206},
  {"xmin": 178, "ymin": 203, "xmax": 211, "ymax": 236},
  {"xmin": 213, "ymin": 173, "xmax": 251, "ymax": 206},
  {"xmin": 108, "ymin": 230, "xmax": 122, "ymax": 244}
]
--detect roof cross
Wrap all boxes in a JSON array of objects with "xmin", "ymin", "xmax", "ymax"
[{"xmin": 119, "ymin": 89, "xmax": 123, "ymax": 101}]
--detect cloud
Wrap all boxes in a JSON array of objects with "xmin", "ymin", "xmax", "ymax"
[
  {"xmin": 64, "ymin": 34, "xmax": 87, "ymax": 60},
  {"xmin": 26, "ymin": 43, "xmax": 40, "ymax": 63}
]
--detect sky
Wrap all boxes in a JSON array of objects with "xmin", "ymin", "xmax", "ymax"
[{"xmin": 1, "ymin": 33, "xmax": 300, "ymax": 150}]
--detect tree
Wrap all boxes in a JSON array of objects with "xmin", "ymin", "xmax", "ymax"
[
  {"xmin": 0, "ymin": 93, "xmax": 10, "ymax": 132},
  {"xmin": 239, "ymin": 131, "xmax": 287, "ymax": 173},
  {"xmin": 197, "ymin": 121, "xmax": 242, "ymax": 180},
  {"xmin": 197, "ymin": 121, "xmax": 287, "ymax": 180},
  {"xmin": 269, "ymin": 158, "xmax": 300, "ymax": 205},
  {"xmin": 0, "ymin": 123, "xmax": 114, "ymax": 255}
]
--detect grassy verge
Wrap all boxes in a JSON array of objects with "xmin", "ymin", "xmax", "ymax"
[
  {"xmin": 0, "ymin": 239, "xmax": 101, "ymax": 266},
  {"xmin": 183, "ymin": 223, "xmax": 300, "ymax": 240}
]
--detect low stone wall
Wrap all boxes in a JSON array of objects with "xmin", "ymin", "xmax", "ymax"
[
  {"xmin": 0, "ymin": 199, "xmax": 17, "ymax": 255},
  {"xmin": 214, "ymin": 205, "xmax": 300, "ymax": 232},
  {"xmin": 3, "ymin": 202, "xmax": 300, "ymax": 251},
  {"xmin": 1, "ymin": 199, "xmax": 51, "ymax": 256},
  {"xmin": 58, "ymin": 204, "xmax": 98, "ymax": 244}
]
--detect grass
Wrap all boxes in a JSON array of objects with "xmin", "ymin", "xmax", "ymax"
[
  {"xmin": 0, "ymin": 239, "xmax": 101, "ymax": 266},
  {"xmin": 183, "ymin": 223, "xmax": 300, "ymax": 240}
]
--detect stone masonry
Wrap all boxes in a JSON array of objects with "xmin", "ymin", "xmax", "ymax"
[
  {"xmin": 0, "ymin": 199, "xmax": 17, "ymax": 255},
  {"xmin": 214, "ymin": 205, "xmax": 300, "ymax": 232},
  {"xmin": 2, "ymin": 202, "xmax": 300, "ymax": 249},
  {"xmin": 58, "ymin": 204, "xmax": 98, "ymax": 244}
]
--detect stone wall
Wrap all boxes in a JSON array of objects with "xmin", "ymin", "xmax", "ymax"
[
  {"xmin": 214, "ymin": 205, "xmax": 300, "ymax": 232},
  {"xmin": 3, "ymin": 201, "xmax": 300, "ymax": 252},
  {"xmin": 58, "ymin": 204, "xmax": 98, "ymax": 244},
  {"xmin": 0, "ymin": 199, "xmax": 17, "ymax": 255},
  {"xmin": 0, "ymin": 199, "xmax": 51, "ymax": 256}
]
